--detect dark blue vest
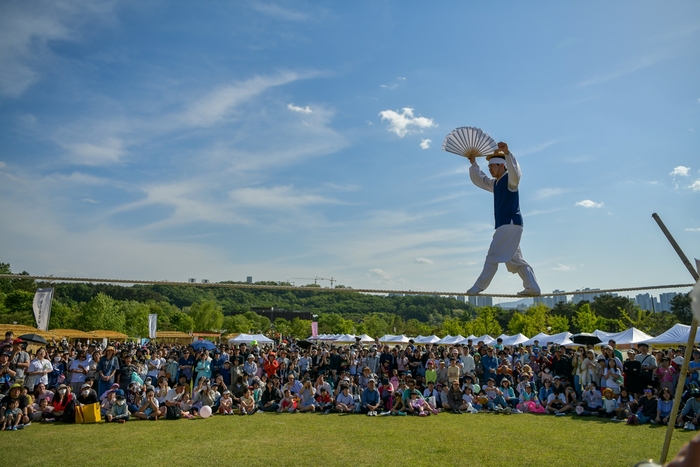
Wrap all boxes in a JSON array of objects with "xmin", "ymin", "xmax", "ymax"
[{"xmin": 493, "ymin": 173, "xmax": 523, "ymax": 229}]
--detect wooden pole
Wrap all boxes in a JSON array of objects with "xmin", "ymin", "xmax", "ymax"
[{"xmin": 653, "ymin": 213, "xmax": 699, "ymax": 464}]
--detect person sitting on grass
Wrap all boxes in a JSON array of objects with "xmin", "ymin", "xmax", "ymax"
[
  {"xmin": 30, "ymin": 398, "xmax": 52, "ymax": 422},
  {"xmin": 361, "ymin": 379, "xmax": 381, "ymax": 416},
  {"xmin": 598, "ymin": 388, "xmax": 618, "ymax": 418},
  {"xmin": 409, "ymin": 390, "xmax": 438, "ymax": 416},
  {"xmin": 278, "ymin": 389, "xmax": 297, "ymax": 413},
  {"xmin": 613, "ymin": 387, "xmax": 635, "ymax": 421},
  {"xmin": 676, "ymin": 388, "xmax": 700, "ymax": 430},
  {"xmin": 634, "ymin": 386, "xmax": 658, "ymax": 424},
  {"xmin": 538, "ymin": 379, "xmax": 553, "ymax": 407},
  {"xmin": 389, "ymin": 390, "xmax": 407, "ymax": 416},
  {"xmin": 517, "ymin": 384, "xmax": 543, "ymax": 413},
  {"xmin": 239, "ymin": 388, "xmax": 256, "ymax": 415},
  {"xmin": 218, "ymin": 390, "xmax": 234, "ymax": 415},
  {"xmin": 500, "ymin": 378, "xmax": 519, "ymax": 408},
  {"xmin": 546, "ymin": 387, "xmax": 567, "ymax": 415},
  {"xmin": 483, "ymin": 378, "xmax": 508, "ymax": 412},
  {"xmin": 100, "ymin": 390, "xmax": 116, "ymax": 418},
  {"xmin": 135, "ymin": 387, "xmax": 160, "ymax": 421},
  {"xmin": 1, "ymin": 399, "xmax": 22, "ymax": 431},
  {"xmin": 335, "ymin": 384, "xmax": 356, "ymax": 413},
  {"xmin": 445, "ymin": 380, "xmax": 467, "ymax": 413},
  {"xmin": 298, "ymin": 379, "xmax": 317, "ymax": 413},
  {"xmin": 579, "ymin": 382, "xmax": 603, "ymax": 414},
  {"xmin": 653, "ymin": 387, "xmax": 674, "ymax": 425},
  {"xmin": 260, "ymin": 379, "xmax": 282, "ymax": 412},
  {"xmin": 106, "ymin": 390, "xmax": 130, "ymax": 423},
  {"xmin": 0, "ymin": 383, "xmax": 31, "ymax": 427}
]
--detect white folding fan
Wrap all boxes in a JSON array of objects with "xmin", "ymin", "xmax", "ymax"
[{"xmin": 441, "ymin": 126, "xmax": 500, "ymax": 158}]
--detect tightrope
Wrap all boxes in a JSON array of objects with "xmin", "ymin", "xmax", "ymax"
[{"xmin": 1, "ymin": 275, "xmax": 693, "ymax": 299}]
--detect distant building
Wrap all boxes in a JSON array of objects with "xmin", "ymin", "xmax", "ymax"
[
  {"xmin": 534, "ymin": 290, "xmax": 568, "ymax": 308},
  {"xmin": 572, "ymin": 288, "xmax": 606, "ymax": 304},
  {"xmin": 658, "ymin": 292, "xmax": 678, "ymax": 312},
  {"xmin": 635, "ymin": 293, "xmax": 653, "ymax": 311},
  {"xmin": 476, "ymin": 296, "xmax": 493, "ymax": 307},
  {"xmin": 201, "ymin": 279, "xmax": 209, "ymax": 284},
  {"xmin": 246, "ymin": 276, "xmax": 253, "ymax": 284},
  {"xmin": 188, "ymin": 278, "xmax": 196, "ymax": 283}
]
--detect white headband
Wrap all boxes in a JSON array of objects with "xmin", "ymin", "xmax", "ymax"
[{"xmin": 488, "ymin": 157, "xmax": 506, "ymax": 165}]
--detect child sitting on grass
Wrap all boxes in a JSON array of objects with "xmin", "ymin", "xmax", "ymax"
[
  {"xmin": 218, "ymin": 390, "xmax": 234, "ymax": 415},
  {"xmin": 279, "ymin": 389, "xmax": 297, "ymax": 413},
  {"xmin": 599, "ymin": 388, "xmax": 619, "ymax": 418},
  {"xmin": 390, "ymin": 391, "xmax": 407, "ymax": 416},
  {"xmin": 239, "ymin": 388, "xmax": 256, "ymax": 415},
  {"xmin": 106, "ymin": 391, "xmax": 130, "ymax": 423},
  {"xmin": 317, "ymin": 387, "xmax": 334, "ymax": 414},
  {"xmin": 1, "ymin": 399, "xmax": 23, "ymax": 431},
  {"xmin": 410, "ymin": 390, "xmax": 439, "ymax": 416}
]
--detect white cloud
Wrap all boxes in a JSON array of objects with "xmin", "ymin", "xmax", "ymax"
[
  {"xmin": 670, "ymin": 166, "xmax": 691, "ymax": 177},
  {"xmin": 65, "ymin": 138, "xmax": 125, "ymax": 166},
  {"xmin": 250, "ymin": 2, "xmax": 308, "ymax": 21},
  {"xmin": 380, "ymin": 84, "xmax": 398, "ymax": 90},
  {"xmin": 379, "ymin": 107, "xmax": 435, "ymax": 138},
  {"xmin": 685, "ymin": 228, "xmax": 700, "ymax": 232},
  {"xmin": 180, "ymin": 72, "xmax": 306, "ymax": 128},
  {"xmin": 575, "ymin": 199, "xmax": 604, "ymax": 208},
  {"xmin": 82, "ymin": 198, "xmax": 98, "ymax": 204},
  {"xmin": 287, "ymin": 103, "xmax": 312, "ymax": 114},
  {"xmin": 0, "ymin": 1, "xmax": 117, "ymax": 98},
  {"xmin": 0, "ymin": 161, "xmax": 6, "ymax": 169},
  {"xmin": 229, "ymin": 185, "xmax": 341, "ymax": 210},
  {"xmin": 420, "ymin": 139, "xmax": 431, "ymax": 150},
  {"xmin": 552, "ymin": 263, "xmax": 576, "ymax": 271},
  {"xmin": 414, "ymin": 257, "xmax": 434, "ymax": 264},
  {"xmin": 691, "ymin": 180, "xmax": 700, "ymax": 192},
  {"xmin": 369, "ymin": 268, "xmax": 392, "ymax": 279},
  {"xmin": 534, "ymin": 187, "xmax": 568, "ymax": 200},
  {"xmin": 518, "ymin": 140, "xmax": 558, "ymax": 156}
]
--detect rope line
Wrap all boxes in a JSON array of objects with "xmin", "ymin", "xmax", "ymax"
[{"xmin": 2, "ymin": 275, "xmax": 693, "ymax": 299}]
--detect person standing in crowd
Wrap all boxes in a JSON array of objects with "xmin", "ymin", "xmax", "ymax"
[
  {"xmin": 636, "ymin": 343, "xmax": 657, "ymax": 389},
  {"xmin": 96, "ymin": 346, "xmax": 119, "ymax": 398},
  {"xmin": 26, "ymin": 348, "xmax": 52, "ymax": 392}
]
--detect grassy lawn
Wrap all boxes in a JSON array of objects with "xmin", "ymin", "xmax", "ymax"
[{"xmin": 0, "ymin": 413, "xmax": 695, "ymax": 467}]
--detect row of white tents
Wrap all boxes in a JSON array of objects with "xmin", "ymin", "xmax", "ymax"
[{"xmin": 309, "ymin": 324, "xmax": 700, "ymax": 347}]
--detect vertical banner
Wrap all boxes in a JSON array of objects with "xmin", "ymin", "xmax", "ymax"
[
  {"xmin": 148, "ymin": 314, "xmax": 158, "ymax": 339},
  {"xmin": 32, "ymin": 288, "xmax": 54, "ymax": 331},
  {"xmin": 311, "ymin": 321, "xmax": 318, "ymax": 338}
]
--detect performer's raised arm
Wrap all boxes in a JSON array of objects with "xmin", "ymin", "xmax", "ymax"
[{"xmin": 467, "ymin": 155, "xmax": 495, "ymax": 193}]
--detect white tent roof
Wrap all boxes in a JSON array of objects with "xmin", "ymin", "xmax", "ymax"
[
  {"xmin": 522, "ymin": 332, "xmax": 551, "ymax": 346},
  {"xmin": 333, "ymin": 334, "xmax": 357, "ymax": 343},
  {"xmin": 438, "ymin": 335, "xmax": 464, "ymax": 345},
  {"xmin": 596, "ymin": 328, "xmax": 653, "ymax": 345},
  {"xmin": 378, "ymin": 334, "xmax": 411, "ymax": 343},
  {"xmin": 546, "ymin": 331, "xmax": 573, "ymax": 345},
  {"xmin": 643, "ymin": 324, "xmax": 700, "ymax": 346},
  {"xmin": 474, "ymin": 334, "xmax": 496, "ymax": 345},
  {"xmin": 357, "ymin": 334, "xmax": 376, "ymax": 343},
  {"xmin": 501, "ymin": 333, "xmax": 529, "ymax": 346},
  {"xmin": 228, "ymin": 333, "xmax": 274, "ymax": 345},
  {"xmin": 414, "ymin": 335, "xmax": 441, "ymax": 344}
]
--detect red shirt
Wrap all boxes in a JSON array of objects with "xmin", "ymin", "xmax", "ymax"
[{"xmin": 264, "ymin": 360, "xmax": 279, "ymax": 377}]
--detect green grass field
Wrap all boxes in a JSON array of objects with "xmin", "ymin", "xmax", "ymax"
[{"xmin": 0, "ymin": 413, "xmax": 695, "ymax": 467}]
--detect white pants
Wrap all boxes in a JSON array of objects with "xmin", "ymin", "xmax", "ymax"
[{"xmin": 472, "ymin": 224, "xmax": 539, "ymax": 292}]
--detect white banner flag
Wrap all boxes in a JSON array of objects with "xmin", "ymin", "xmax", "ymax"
[
  {"xmin": 148, "ymin": 314, "xmax": 158, "ymax": 339},
  {"xmin": 32, "ymin": 288, "xmax": 54, "ymax": 331}
]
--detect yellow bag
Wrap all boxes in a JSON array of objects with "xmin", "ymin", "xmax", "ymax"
[{"xmin": 75, "ymin": 402, "xmax": 102, "ymax": 423}]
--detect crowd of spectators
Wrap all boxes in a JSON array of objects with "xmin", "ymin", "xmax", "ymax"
[{"xmin": 2, "ymin": 330, "xmax": 700, "ymax": 430}]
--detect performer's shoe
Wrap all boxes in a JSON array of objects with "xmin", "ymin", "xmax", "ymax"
[
  {"xmin": 517, "ymin": 288, "xmax": 541, "ymax": 297},
  {"xmin": 466, "ymin": 286, "xmax": 482, "ymax": 295}
]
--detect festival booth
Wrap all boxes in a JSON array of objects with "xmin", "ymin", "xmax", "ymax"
[
  {"xmin": 474, "ymin": 334, "xmax": 496, "ymax": 345},
  {"xmin": 414, "ymin": 335, "xmax": 441, "ymax": 344},
  {"xmin": 155, "ymin": 331, "xmax": 192, "ymax": 345},
  {"xmin": 228, "ymin": 333, "xmax": 275, "ymax": 346},
  {"xmin": 641, "ymin": 324, "xmax": 700, "ymax": 346},
  {"xmin": 595, "ymin": 328, "xmax": 653, "ymax": 347},
  {"xmin": 544, "ymin": 331, "xmax": 574, "ymax": 347},
  {"xmin": 522, "ymin": 332, "xmax": 551, "ymax": 347},
  {"xmin": 356, "ymin": 334, "xmax": 376, "ymax": 344},
  {"xmin": 51, "ymin": 328, "xmax": 96, "ymax": 343},
  {"xmin": 333, "ymin": 334, "xmax": 357, "ymax": 343},
  {"xmin": 438, "ymin": 335, "xmax": 464, "ymax": 345},
  {"xmin": 378, "ymin": 334, "xmax": 411, "ymax": 345},
  {"xmin": 90, "ymin": 330, "xmax": 129, "ymax": 342},
  {"xmin": 501, "ymin": 333, "xmax": 529, "ymax": 346}
]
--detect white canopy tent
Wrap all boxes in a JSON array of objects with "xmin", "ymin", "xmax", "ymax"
[
  {"xmin": 474, "ymin": 334, "xmax": 496, "ymax": 345},
  {"xmin": 522, "ymin": 333, "xmax": 551, "ymax": 347},
  {"xmin": 228, "ymin": 333, "xmax": 275, "ymax": 345},
  {"xmin": 642, "ymin": 324, "xmax": 700, "ymax": 346},
  {"xmin": 546, "ymin": 331, "xmax": 574, "ymax": 345},
  {"xmin": 378, "ymin": 334, "xmax": 411, "ymax": 344},
  {"xmin": 414, "ymin": 335, "xmax": 441, "ymax": 344},
  {"xmin": 333, "ymin": 334, "xmax": 357, "ymax": 343},
  {"xmin": 501, "ymin": 333, "xmax": 529, "ymax": 346},
  {"xmin": 357, "ymin": 334, "xmax": 376, "ymax": 343},
  {"xmin": 596, "ymin": 328, "xmax": 653, "ymax": 346},
  {"xmin": 438, "ymin": 335, "xmax": 464, "ymax": 345}
]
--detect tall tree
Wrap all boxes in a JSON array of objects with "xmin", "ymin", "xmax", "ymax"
[
  {"xmin": 78, "ymin": 293, "xmax": 126, "ymax": 332},
  {"xmin": 670, "ymin": 293, "xmax": 692, "ymax": 325},
  {"xmin": 188, "ymin": 300, "xmax": 224, "ymax": 332}
]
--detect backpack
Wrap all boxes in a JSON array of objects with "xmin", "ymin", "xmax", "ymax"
[{"xmin": 166, "ymin": 405, "xmax": 182, "ymax": 420}]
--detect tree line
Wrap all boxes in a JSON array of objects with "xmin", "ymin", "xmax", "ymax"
[{"xmin": 0, "ymin": 262, "xmax": 692, "ymax": 340}]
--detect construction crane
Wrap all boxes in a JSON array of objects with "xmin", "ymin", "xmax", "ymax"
[{"xmin": 290, "ymin": 276, "xmax": 336, "ymax": 288}]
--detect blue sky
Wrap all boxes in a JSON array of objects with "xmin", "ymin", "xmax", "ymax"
[{"xmin": 1, "ymin": 1, "xmax": 698, "ymax": 298}]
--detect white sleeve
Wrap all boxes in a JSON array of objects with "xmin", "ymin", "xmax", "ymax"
[
  {"xmin": 469, "ymin": 163, "xmax": 495, "ymax": 193},
  {"xmin": 505, "ymin": 152, "xmax": 521, "ymax": 191}
]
